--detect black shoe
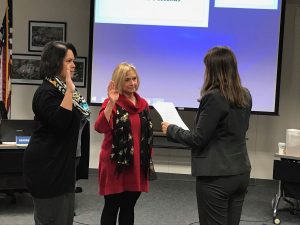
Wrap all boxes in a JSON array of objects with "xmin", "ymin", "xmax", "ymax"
[{"xmin": 75, "ymin": 186, "xmax": 83, "ymax": 193}]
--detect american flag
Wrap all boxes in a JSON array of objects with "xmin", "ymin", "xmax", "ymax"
[{"xmin": 0, "ymin": 0, "xmax": 13, "ymax": 119}]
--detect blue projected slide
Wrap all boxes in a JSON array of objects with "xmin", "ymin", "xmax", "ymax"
[{"xmin": 90, "ymin": 0, "xmax": 283, "ymax": 113}]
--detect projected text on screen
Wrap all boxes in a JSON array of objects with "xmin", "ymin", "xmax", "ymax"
[{"xmin": 95, "ymin": 0, "xmax": 210, "ymax": 27}]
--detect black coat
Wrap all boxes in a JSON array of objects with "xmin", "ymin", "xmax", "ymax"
[
  {"xmin": 167, "ymin": 89, "xmax": 252, "ymax": 177},
  {"xmin": 23, "ymin": 80, "xmax": 89, "ymax": 198}
]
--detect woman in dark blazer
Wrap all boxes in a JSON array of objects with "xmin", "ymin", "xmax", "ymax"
[{"xmin": 161, "ymin": 46, "xmax": 252, "ymax": 225}]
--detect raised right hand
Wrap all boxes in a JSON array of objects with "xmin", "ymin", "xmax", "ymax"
[
  {"xmin": 65, "ymin": 64, "xmax": 75, "ymax": 93},
  {"xmin": 107, "ymin": 81, "xmax": 119, "ymax": 103}
]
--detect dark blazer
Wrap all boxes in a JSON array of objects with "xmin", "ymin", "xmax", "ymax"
[
  {"xmin": 23, "ymin": 80, "xmax": 89, "ymax": 198},
  {"xmin": 167, "ymin": 89, "xmax": 252, "ymax": 177}
]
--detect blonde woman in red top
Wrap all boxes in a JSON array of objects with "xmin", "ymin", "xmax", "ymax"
[{"xmin": 95, "ymin": 62, "xmax": 153, "ymax": 225}]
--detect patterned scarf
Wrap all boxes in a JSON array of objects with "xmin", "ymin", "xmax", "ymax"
[
  {"xmin": 46, "ymin": 76, "xmax": 90, "ymax": 118},
  {"xmin": 111, "ymin": 104, "xmax": 153, "ymax": 175}
]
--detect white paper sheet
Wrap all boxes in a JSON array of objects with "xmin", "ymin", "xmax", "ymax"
[{"xmin": 152, "ymin": 102, "xmax": 189, "ymax": 130}]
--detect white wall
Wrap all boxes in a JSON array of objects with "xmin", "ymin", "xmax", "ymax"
[{"xmin": 11, "ymin": 0, "xmax": 300, "ymax": 179}]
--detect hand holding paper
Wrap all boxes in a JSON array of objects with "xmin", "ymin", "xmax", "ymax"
[{"xmin": 152, "ymin": 102, "xmax": 189, "ymax": 130}]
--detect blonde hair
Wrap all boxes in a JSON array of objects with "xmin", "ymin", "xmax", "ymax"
[{"xmin": 111, "ymin": 62, "xmax": 140, "ymax": 94}]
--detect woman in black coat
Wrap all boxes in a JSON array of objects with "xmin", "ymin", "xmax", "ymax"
[{"xmin": 23, "ymin": 41, "xmax": 90, "ymax": 225}]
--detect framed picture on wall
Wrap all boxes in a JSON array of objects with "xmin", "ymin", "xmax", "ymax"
[
  {"xmin": 28, "ymin": 21, "xmax": 67, "ymax": 52},
  {"xmin": 74, "ymin": 57, "xmax": 87, "ymax": 87},
  {"xmin": 11, "ymin": 54, "xmax": 42, "ymax": 85}
]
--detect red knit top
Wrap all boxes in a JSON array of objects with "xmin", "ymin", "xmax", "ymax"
[{"xmin": 95, "ymin": 93, "xmax": 150, "ymax": 195}]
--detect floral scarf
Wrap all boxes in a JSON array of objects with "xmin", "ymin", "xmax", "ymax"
[
  {"xmin": 111, "ymin": 104, "xmax": 153, "ymax": 175},
  {"xmin": 46, "ymin": 76, "xmax": 90, "ymax": 118}
]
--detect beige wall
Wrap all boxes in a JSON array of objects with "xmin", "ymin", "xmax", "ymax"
[
  {"xmin": 11, "ymin": 0, "xmax": 300, "ymax": 179},
  {"xmin": 11, "ymin": 0, "xmax": 90, "ymax": 118}
]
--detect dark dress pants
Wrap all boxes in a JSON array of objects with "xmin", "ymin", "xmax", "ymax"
[
  {"xmin": 196, "ymin": 172, "xmax": 250, "ymax": 225},
  {"xmin": 33, "ymin": 192, "xmax": 75, "ymax": 225}
]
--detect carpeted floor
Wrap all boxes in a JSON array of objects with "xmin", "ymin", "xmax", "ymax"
[{"xmin": 0, "ymin": 172, "xmax": 300, "ymax": 225}]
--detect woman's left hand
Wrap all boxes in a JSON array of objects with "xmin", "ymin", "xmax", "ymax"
[{"xmin": 161, "ymin": 122, "xmax": 170, "ymax": 134}]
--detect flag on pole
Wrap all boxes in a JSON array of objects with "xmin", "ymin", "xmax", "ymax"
[{"xmin": 0, "ymin": 0, "xmax": 13, "ymax": 119}]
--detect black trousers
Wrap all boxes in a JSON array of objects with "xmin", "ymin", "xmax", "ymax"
[
  {"xmin": 101, "ymin": 191, "xmax": 141, "ymax": 225},
  {"xmin": 196, "ymin": 172, "xmax": 250, "ymax": 225}
]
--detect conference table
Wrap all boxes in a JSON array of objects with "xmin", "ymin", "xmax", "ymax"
[
  {"xmin": 272, "ymin": 153, "xmax": 300, "ymax": 224},
  {"xmin": 0, "ymin": 133, "xmax": 187, "ymax": 204},
  {"xmin": 0, "ymin": 144, "xmax": 27, "ymax": 203}
]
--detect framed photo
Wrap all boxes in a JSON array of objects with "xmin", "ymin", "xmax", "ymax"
[
  {"xmin": 28, "ymin": 21, "xmax": 66, "ymax": 52},
  {"xmin": 73, "ymin": 57, "xmax": 87, "ymax": 87},
  {"xmin": 11, "ymin": 54, "xmax": 42, "ymax": 85}
]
